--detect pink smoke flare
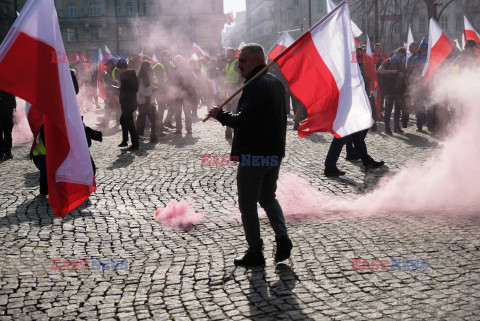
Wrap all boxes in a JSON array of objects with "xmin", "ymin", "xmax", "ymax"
[{"xmin": 154, "ymin": 200, "xmax": 204, "ymax": 229}]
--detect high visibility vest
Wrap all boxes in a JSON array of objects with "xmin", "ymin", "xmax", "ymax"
[
  {"xmin": 225, "ymin": 59, "xmax": 240, "ymax": 84},
  {"xmin": 112, "ymin": 67, "xmax": 119, "ymax": 81},
  {"xmin": 152, "ymin": 63, "xmax": 167, "ymax": 84},
  {"xmin": 32, "ymin": 136, "xmax": 46, "ymax": 156}
]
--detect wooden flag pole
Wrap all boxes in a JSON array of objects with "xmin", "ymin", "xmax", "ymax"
[{"xmin": 202, "ymin": 59, "xmax": 277, "ymax": 122}]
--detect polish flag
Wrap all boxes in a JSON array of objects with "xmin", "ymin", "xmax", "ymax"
[
  {"xmin": 464, "ymin": 16, "xmax": 480, "ymax": 44},
  {"xmin": 422, "ymin": 18, "xmax": 454, "ymax": 83},
  {"xmin": 96, "ymin": 49, "xmax": 106, "ymax": 100},
  {"xmin": 0, "ymin": 0, "xmax": 96, "ymax": 217},
  {"xmin": 139, "ymin": 48, "xmax": 144, "ymax": 60},
  {"xmin": 193, "ymin": 43, "xmax": 206, "ymax": 59},
  {"xmin": 365, "ymin": 35, "xmax": 381, "ymax": 118},
  {"xmin": 105, "ymin": 45, "xmax": 113, "ymax": 59},
  {"xmin": 276, "ymin": 1, "xmax": 372, "ymax": 138},
  {"xmin": 406, "ymin": 25, "xmax": 414, "ymax": 60},
  {"xmin": 236, "ymin": 42, "xmax": 246, "ymax": 58},
  {"xmin": 266, "ymin": 32, "xmax": 295, "ymax": 60},
  {"xmin": 226, "ymin": 12, "xmax": 234, "ymax": 25},
  {"xmin": 326, "ymin": 0, "xmax": 362, "ymax": 44},
  {"xmin": 152, "ymin": 54, "xmax": 158, "ymax": 63}
]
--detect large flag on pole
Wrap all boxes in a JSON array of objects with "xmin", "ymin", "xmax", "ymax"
[
  {"xmin": 266, "ymin": 32, "xmax": 295, "ymax": 61},
  {"xmin": 406, "ymin": 25, "xmax": 414, "ymax": 60},
  {"xmin": 0, "ymin": 0, "xmax": 96, "ymax": 217},
  {"xmin": 422, "ymin": 18, "xmax": 454, "ymax": 83},
  {"xmin": 464, "ymin": 16, "xmax": 480, "ymax": 44},
  {"xmin": 96, "ymin": 48, "xmax": 106, "ymax": 100},
  {"xmin": 276, "ymin": 1, "xmax": 372, "ymax": 138},
  {"xmin": 105, "ymin": 45, "xmax": 113, "ymax": 59}
]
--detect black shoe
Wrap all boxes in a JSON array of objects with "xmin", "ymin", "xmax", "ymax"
[
  {"xmin": 402, "ymin": 121, "xmax": 408, "ymax": 128},
  {"xmin": 234, "ymin": 250, "xmax": 265, "ymax": 267},
  {"xmin": 126, "ymin": 145, "xmax": 139, "ymax": 151},
  {"xmin": 394, "ymin": 127, "xmax": 404, "ymax": 134},
  {"xmin": 324, "ymin": 167, "xmax": 346, "ymax": 177},
  {"xmin": 275, "ymin": 236, "xmax": 293, "ymax": 262},
  {"xmin": 416, "ymin": 127, "xmax": 424, "ymax": 133},
  {"xmin": 365, "ymin": 161, "xmax": 385, "ymax": 172},
  {"xmin": 118, "ymin": 142, "xmax": 128, "ymax": 147},
  {"xmin": 174, "ymin": 130, "xmax": 182, "ymax": 135},
  {"xmin": 385, "ymin": 128, "xmax": 393, "ymax": 136},
  {"xmin": 370, "ymin": 123, "xmax": 377, "ymax": 131},
  {"xmin": 4, "ymin": 152, "xmax": 12, "ymax": 159},
  {"xmin": 345, "ymin": 153, "xmax": 360, "ymax": 161},
  {"xmin": 149, "ymin": 137, "xmax": 158, "ymax": 143},
  {"xmin": 293, "ymin": 123, "xmax": 299, "ymax": 130}
]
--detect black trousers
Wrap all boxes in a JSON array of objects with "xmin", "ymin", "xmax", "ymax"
[
  {"xmin": 32, "ymin": 155, "xmax": 48, "ymax": 195},
  {"xmin": 0, "ymin": 111, "xmax": 13, "ymax": 155},
  {"xmin": 120, "ymin": 109, "xmax": 139, "ymax": 146},
  {"xmin": 136, "ymin": 103, "xmax": 157, "ymax": 138}
]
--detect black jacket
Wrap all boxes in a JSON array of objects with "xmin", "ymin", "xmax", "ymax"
[
  {"xmin": 216, "ymin": 64, "xmax": 286, "ymax": 158},
  {"xmin": 119, "ymin": 69, "xmax": 138, "ymax": 111}
]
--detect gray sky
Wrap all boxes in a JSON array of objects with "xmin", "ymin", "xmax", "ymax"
[{"xmin": 223, "ymin": 0, "xmax": 246, "ymax": 13}]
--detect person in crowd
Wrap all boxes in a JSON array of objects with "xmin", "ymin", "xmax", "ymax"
[
  {"xmin": 405, "ymin": 42, "xmax": 420, "ymax": 130},
  {"xmin": 136, "ymin": 61, "xmax": 158, "ymax": 143},
  {"xmin": 208, "ymin": 44, "xmax": 292, "ymax": 268},
  {"xmin": 378, "ymin": 47, "xmax": 407, "ymax": 135},
  {"xmin": 0, "ymin": 90, "xmax": 16, "ymax": 160},
  {"xmin": 116, "ymin": 59, "xmax": 139, "ymax": 151},
  {"xmin": 411, "ymin": 38, "xmax": 429, "ymax": 132},
  {"xmin": 224, "ymin": 48, "xmax": 242, "ymax": 140}
]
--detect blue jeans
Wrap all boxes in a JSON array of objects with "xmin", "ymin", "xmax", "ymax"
[
  {"xmin": 325, "ymin": 131, "xmax": 374, "ymax": 169},
  {"xmin": 237, "ymin": 162, "xmax": 288, "ymax": 251}
]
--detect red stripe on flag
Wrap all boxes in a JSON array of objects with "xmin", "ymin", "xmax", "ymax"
[
  {"xmin": 465, "ymin": 30, "xmax": 480, "ymax": 44},
  {"xmin": 266, "ymin": 44, "xmax": 287, "ymax": 60},
  {"xmin": 276, "ymin": 32, "xmax": 339, "ymax": 138},
  {"xmin": 0, "ymin": 32, "xmax": 94, "ymax": 217},
  {"xmin": 424, "ymin": 33, "xmax": 453, "ymax": 82}
]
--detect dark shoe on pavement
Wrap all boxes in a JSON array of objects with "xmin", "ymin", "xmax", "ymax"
[
  {"xmin": 370, "ymin": 123, "xmax": 377, "ymax": 131},
  {"xmin": 126, "ymin": 145, "xmax": 139, "ymax": 151},
  {"xmin": 174, "ymin": 130, "xmax": 182, "ymax": 135},
  {"xmin": 416, "ymin": 127, "xmax": 424, "ymax": 133},
  {"xmin": 293, "ymin": 123, "xmax": 299, "ymax": 130},
  {"xmin": 394, "ymin": 127, "xmax": 404, "ymax": 134},
  {"xmin": 324, "ymin": 167, "xmax": 346, "ymax": 177},
  {"xmin": 402, "ymin": 120, "xmax": 408, "ymax": 128},
  {"xmin": 4, "ymin": 152, "xmax": 13, "ymax": 159},
  {"xmin": 118, "ymin": 141, "xmax": 128, "ymax": 147},
  {"xmin": 275, "ymin": 235, "xmax": 293, "ymax": 262},
  {"xmin": 345, "ymin": 153, "xmax": 361, "ymax": 161},
  {"xmin": 149, "ymin": 137, "xmax": 158, "ymax": 143},
  {"xmin": 385, "ymin": 128, "xmax": 393, "ymax": 136},
  {"xmin": 365, "ymin": 161, "xmax": 385, "ymax": 172},
  {"xmin": 234, "ymin": 250, "xmax": 265, "ymax": 267}
]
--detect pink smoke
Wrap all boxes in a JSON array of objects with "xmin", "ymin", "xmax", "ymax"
[
  {"xmin": 154, "ymin": 200, "xmax": 204, "ymax": 229},
  {"xmin": 12, "ymin": 98, "xmax": 33, "ymax": 145},
  {"xmin": 275, "ymin": 68, "xmax": 480, "ymax": 218}
]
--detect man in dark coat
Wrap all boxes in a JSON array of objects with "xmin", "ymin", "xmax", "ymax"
[
  {"xmin": 116, "ymin": 59, "xmax": 139, "ymax": 151},
  {"xmin": 0, "ymin": 90, "xmax": 16, "ymax": 159},
  {"xmin": 208, "ymin": 44, "xmax": 292, "ymax": 268}
]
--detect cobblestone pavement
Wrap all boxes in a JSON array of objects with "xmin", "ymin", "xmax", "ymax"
[{"xmin": 1, "ymin": 105, "xmax": 479, "ymax": 321}]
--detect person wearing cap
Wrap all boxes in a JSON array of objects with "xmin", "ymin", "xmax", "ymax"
[{"xmin": 116, "ymin": 59, "xmax": 139, "ymax": 151}]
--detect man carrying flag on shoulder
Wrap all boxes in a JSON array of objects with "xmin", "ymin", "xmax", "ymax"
[{"xmin": 223, "ymin": 48, "xmax": 242, "ymax": 139}]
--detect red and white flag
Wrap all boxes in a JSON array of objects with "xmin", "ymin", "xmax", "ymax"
[
  {"xmin": 236, "ymin": 42, "xmax": 245, "ymax": 58},
  {"xmin": 276, "ymin": 1, "xmax": 372, "ymax": 138},
  {"xmin": 193, "ymin": 42, "xmax": 207, "ymax": 59},
  {"xmin": 226, "ymin": 12, "xmax": 235, "ymax": 25},
  {"xmin": 152, "ymin": 54, "xmax": 158, "ymax": 63},
  {"xmin": 422, "ymin": 18, "xmax": 454, "ymax": 83},
  {"xmin": 105, "ymin": 45, "xmax": 113, "ymax": 59},
  {"xmin": 326, "ymin": 0, "xmax": 362, "ymax": 44},
  {"xmin": 97, "ymin": 48, "xmax": 106, "ymax": 100},
  {"xmin": 0, "ymin": 0, "xmax": 96, "ymax": 217},
  {"xmin": 464, "ymin": 16, "xmax": 480, "ymax": 44},
  {"xmin": 266, "ymin": 32, "xmax": 295, "ymax": 61},
  {"xmin": 139, "ymin": 48, "xmax": 144, "ymax": 60}
]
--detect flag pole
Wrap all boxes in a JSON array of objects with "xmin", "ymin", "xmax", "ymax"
[
  {"xmin": 202, "ymin": 0, "xmax": 347, "ymax": 123},
  {"xmin": 202, "ymin": 59, "xmax": 276, "ymax": 122}
]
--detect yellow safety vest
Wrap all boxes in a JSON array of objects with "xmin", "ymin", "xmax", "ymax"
[
  {"xmin": 32, "ymin": 137, "xmax": 46, "ymax": 156},
  {"xmin": 152, "ymin": 63, "xmax": 167, "ymax": 84},
  {"xmin": 112, "ymin": 67, "xmax": 119, "ymax": 81},
  {"xmin": 225, "ymin": 59, "xmax": 240, "ymax": 84}
]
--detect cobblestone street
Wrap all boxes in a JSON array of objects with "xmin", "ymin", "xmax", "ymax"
[{"xmin": 1, "ymin": 106, "xmax": 479, "ymax": 320}]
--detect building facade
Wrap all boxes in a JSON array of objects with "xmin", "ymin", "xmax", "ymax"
[{"xmin": 1, "ymin": 0, "xmax": 225, "ymax": 60}]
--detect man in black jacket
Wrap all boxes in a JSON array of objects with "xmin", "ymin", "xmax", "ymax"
[
  {"xmin": 0, "ymin": 90, "xmax": 16, "ymax": 159},
  {"xmin": 116, "ymin": 59, "xmax": 139, "ymax": 151},
  {"xmin": 208, "ymin": 44, "xmax": 292, "ymax": 267}
]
